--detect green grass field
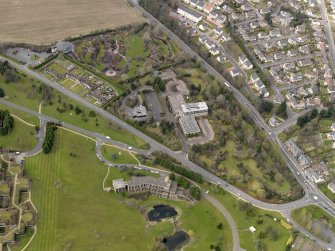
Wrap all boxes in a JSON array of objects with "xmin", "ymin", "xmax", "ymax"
[
  {"xmin": 100, "ymin": 144, "xmax": 138, "ymax": 165},
  {"xmin": 206, "ymin": 184, "xmax": 291, "ymax": 251},
  {"xmin": 23, "ymin": 129, "xmax": 232, "ymax": 251},
  {"xmin": 0, "ymin": 117, "xmax": 37, "ymax": 151}
]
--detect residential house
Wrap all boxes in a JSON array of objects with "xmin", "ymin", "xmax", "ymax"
[
  {"xmin": 196, "ymin": 1, "xmax": 205, "ymax": 11},
  {"xmin": 214, "ymin": 28, "xmax": 223, "ymax": 37},
  {"xmin": 306, "ymin": 97, "xmax": 321, "ymax": 107},
  {"xmin": 258, "ymin": 32, "xmax": 269, "ymax": 40},
  {"xmin": 307, "ymin": 85, "xmax": 319, "ymax": 95},
  {"xmin": 205, "ymin": 39, "xmax": 216, "ymax": 49},
  {"xmin": 260, "ymin": 7, "xmax": 271, "ymax": 14},
  {"xmin": 190, "ymin": 0, "xmax": 198, "ymax": 7},
  {"xmin": 254, "ymin": 79, "xmax": 265, "ymax": 91},
  {"xmin": 286, "ymin": 139, "xmax": 302, "ymax": 158},
  {"xmin": 217, "ymin": 54, "xmax": 227, "ymax": 63},
  {"xmin": 250, "ymin": 21, "xmax": 259, "ymax": 29},
  {"xmin": 328, "ymin": 182, "xmax": 335, "ymax": 193},
  {"xmin": 288, "ymin": 37, "xmax": 298, "ymax": 45},
  {"xmin": 260, "ymin": 86, "xmax": 269, "ymax": 97},
  {"xmin": 203, "ymin": 2, "xmax": 214, "ymax": 13},
  {"xmin": 274, "ymin": 51, "xmax": 285, "ymax": 61},
  {"xmin": 230, "ymin": 69, "xmax": 241, "ymax": 78},
  {"xmin": 289, "ymin": 72, "xmax": 303, "ymax": 82},
  {"xmin": 277, "ymin": 39, "xmax": 288, "ymax": 48},
  {"xmin": 283, "ymin": 62, "xmax": 295, "ymax": 71},
  {"xmin": 299, "ymin": 45, "xmax": 310, "ymax": 54},
  {"xmin": 198, "ymin": 22, "xmax": 210, "ymax": 31},
  {"xmin": 220, "ymin": 33, "xmax": 231, "ymax": 42},
  {"xmin": 287, "ymin": 50, "xmax": 298, "ymax": 57},
  {"xmin": 298, "ymin": 59, "xmax": 313, "ymax": 67},
  {"xmin": 269, "ymin": 29, "xmax": 281, "ymax": 38},
  {"xmin": 239, "ymin": 54, "xmax": 253, "ymax": 70},
  {"xmin": 209, "ymin": 47, "xmax": 220, "ymax": 55},
  {"xmin": 177, "ymin": 6, "xmax": 203, "ymax": 23}
]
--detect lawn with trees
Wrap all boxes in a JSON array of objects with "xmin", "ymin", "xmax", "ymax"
[
  {"xmin": 23, "ymin": 129, "xmax": 233, "ymax": 251},
  {"xmin": 0, "ymin": 71, "xmax": 147, "ymax": 149},
  {"xmin": 100, "ymin": 144, "xmax": 138, "ymax": 165},
  {"xmin": 0, "ymin": 115, "xmax": 36, "ymax": 151},
  {"xmin": 207, "ymin": 184, "xmax": 292, "ymax": 251}
]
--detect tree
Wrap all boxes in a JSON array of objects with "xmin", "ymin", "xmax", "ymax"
[
  {"xmin": 264, "ymin": 13, "xmax": 272, "ymax": 25},
  {"xmin": 159, "ymin": 120, "xmax": 174, "ymax": 134},
  {"xmin": 217, "ymin": 222, "xmax": 223, "ymax": 230},
  {"xmin": 258, "ymin": 99, "xmax": 274, "ymax": 114},
  {"xmin": 276, "ymin": 102, "xmax": 287, "ymax": 119},
  {"xmin": 190, "ymin": 186, "xmax": 201, "ymax": 200},
  {"xmin": 0, "ymin": 110, "xmax": 14, "ymax": 135},
  {"xmin": 0, "ymin": 88, "xmax": 4, "ymax": 98},
  {"xmin": 153, "ymin": 76, "xmax": 166, "ymax": 92},
  {"xmin": 42, "ymin": 122, "xmax": 57, "ymax": 153}
]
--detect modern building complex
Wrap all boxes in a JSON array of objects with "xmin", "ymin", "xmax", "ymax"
[
  {"xmin": 112, "ymin": 176, "xmax": 178, "ymax": 199},
  {"xmin": 179, "ymin": 115, "xmax": 201, "ymax": 135},
  {"xmin": 181, "ymin": 102, "xmax": 208, "ymax": 116},
  {"xmin": 167, "ymin": 93, "xmax": 208, "ymax": 136}
]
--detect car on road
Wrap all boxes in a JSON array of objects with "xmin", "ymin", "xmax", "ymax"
[
  {"xmin": 106, "ymin": 136, "xmax": 111, "ymax": 139},
  {"xmin": 128, "ymin": 147, "xmax": 132, "ymax": 150}
]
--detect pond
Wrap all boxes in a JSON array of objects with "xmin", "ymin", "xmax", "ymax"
[
  {"xmin": 147, "ymin": 205, "xmax": 177, "ymax": 221},
  {"xmin": 163, "ymin": 231, "xmax": 189, "ymax": 251}
]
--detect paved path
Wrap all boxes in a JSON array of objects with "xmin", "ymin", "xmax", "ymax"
[{"xmin": 203, "ymin": 192, "xmax": 244, "ymax": 251}]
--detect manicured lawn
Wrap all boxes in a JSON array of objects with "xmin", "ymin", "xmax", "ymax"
[
  {"xmin": 100, "ymin": 144, "xmax": 138, "ymax": 165},
  {"xmin": 23, "ymin": 129, "xmax": 233, "ymax": 251},
  {"xmin": 206, "ymin": 184, "xmax": 291, "ymax": 251},
  {"xmin": 0, "ymin": 117, "xmax": 37, "ymax": 151},
  {"xmin": 181, "ymin": 200, "xmax": 233, "ymax": 251}
]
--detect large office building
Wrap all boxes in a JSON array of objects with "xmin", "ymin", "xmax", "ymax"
[
  {"xmin": 112, "ymin": 176, "xmax": 178, "ymax": 199},
  {"xmin": 181, "ymin": 102, "xmax": 208, "ymax": 116},
  {"xmin": 179, "ymin": 115, "xmax": 201, "ymax": 135}
]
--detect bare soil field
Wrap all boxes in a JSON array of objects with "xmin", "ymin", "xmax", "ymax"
[{"xmin": 0, "ymin": 0, "xmax": 144, "ymax": 45}]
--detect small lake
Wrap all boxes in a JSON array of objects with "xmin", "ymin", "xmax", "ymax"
[
  {"xmin": 147, "ymin": 205, "xmax": 177, "ymax": 221},
  {"xmin": 163, "ymin": 231, "xmax": 189, "ymax": 251}
]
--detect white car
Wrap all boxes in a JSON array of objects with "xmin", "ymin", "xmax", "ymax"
[
  {"xmin": 106, "ymin": 136, "xmax": 111, "ymax": 139},
  {"xmin": 128, "ymin": 147, "xmax": 132, "ymax": 150}
]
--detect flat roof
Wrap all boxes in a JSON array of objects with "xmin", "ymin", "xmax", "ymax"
[
  {"xmin": 181, "ymin": 102, "xmax": 208, "ymax": 114},
  {"xmin": 168, "ymin": 94, "xmax": 186, "ymax": 114},
  {"xmin": 179, "ymin": 115, "xmax": 201, "ymax": 135},
  {"xmin": 112, "ymin": 179, "xmax": 127, "ymax": 190}
]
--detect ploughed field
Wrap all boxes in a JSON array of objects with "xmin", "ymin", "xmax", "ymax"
[{"xmin": 0, "ymin": 0, "xmax": 144, "ymax": 44}]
